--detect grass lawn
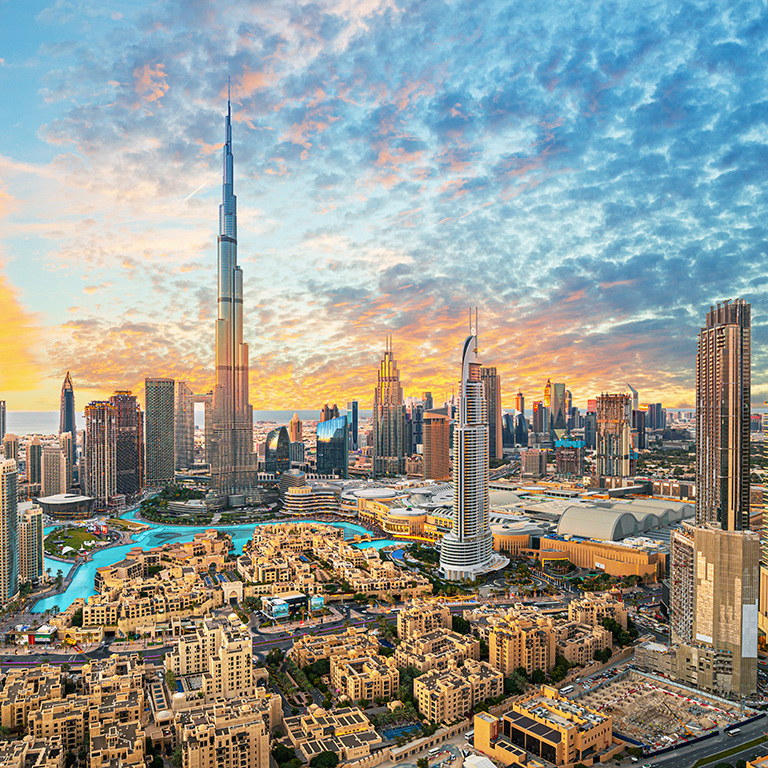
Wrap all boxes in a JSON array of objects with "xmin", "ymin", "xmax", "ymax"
[
  {"xmin": 44, "ymin": 527, "xmax": 102, "ymax": 557},
  {"xmin": 106, "ymin": 518, "xmax": 145, "ymax": 531}
]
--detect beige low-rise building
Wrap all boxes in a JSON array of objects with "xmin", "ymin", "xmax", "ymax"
[
  {"xmin": 555, "ymin": 622, "xmax": 612, "ymax": 667},
  {"xmin": 567, "ymin": 594, "xmax": 628, "ymax": 630},
  {"xmin": 397, "ymin": 599, "xmax": 452, "ymax": 639},
  {"xmin": 283, "ymin": 705, "xmax": 382, "ymax": 763},
  {"xmin": 290, "ymin": 627, "xmax": 379, "ymax": 667},
  {"xmin": 175, "ymin": 697, "xmax": 270, "ymax": 768},
  {"xmin": 395, "ymin": 628, "xmax": 480, "ymax": 673},
  {"xmin": 488, "ymin": 612, "xmax": 557, "ymax": 676},
  {"xmin": 330, "ymin": 653, "xmax": 400, "ymax": 704},
  {"xmin": 89, "ymin": 722, "xmax": 146, "ymax": 767},
  {"xmin": 165, "ymin": 615, "xmax": 257, "ymax": 701},
  {"xmin": 0, "ymin": 665, "xmax": 63, "ymax": 730},
  {"xmin": 414, "ymin": 660, "xmax": 503, "ymax": 724},
  {"xmin": 0, "ymin": 737, "xmax": 65, "ymax": 767}
]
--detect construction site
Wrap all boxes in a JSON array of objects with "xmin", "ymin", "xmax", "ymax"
[{"xmin": 578, "ymin": 671, "xmax": 750, "ymax": 751}]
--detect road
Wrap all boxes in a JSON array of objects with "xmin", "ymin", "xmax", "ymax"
[{"xmin": 651, "ymin": 716, "xmax": 767, "ymax": 768}]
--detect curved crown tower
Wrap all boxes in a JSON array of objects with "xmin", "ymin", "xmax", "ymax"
[
  {"xmin": 439, "ymin": 322, "xmax": 508, "ymax": 580},
  {"xmin": 211, "ymin": 93, "xmax": 255, "ymax": 493}
]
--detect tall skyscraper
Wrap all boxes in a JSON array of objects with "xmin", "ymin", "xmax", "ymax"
[
  {"xmin": 439, "ymin": 326, "xmax": 507, "ymax": 581},
  {"xmin": 316, "ymin": 415, "xmax": 349, "ymax": 478},
  {"xmin": 41, "ymin": 445, "xmax": 67, "ymax": 497},
  {"xmin": 543, "ymin": 379, "xmax": 551, "ymax": 409},
  {"xmin": 84, "ymin": 401, "xmax": 117, "ymax": 507},
  {"xmin": 264, "ymin": 427, "xmax": 290, "ymax": 474},
  {"xmin": 423, "ymin": 410, "xmax": 450, "ymax": 481},
  {"xmin": 59, "ymin": 371, "xmax": 77, "ymax": 469},
  {"xmin": 514, "ymin": 391, "xmax": 524, "ymax": 418},
  {"xmin": 26, "ymin": 437, "xmax": 42, "ymax": 487},
  {"xmin": 696, "ymin": 299, "xmax": 751, "ymax": 530},
  {"xmin": 2, "ymin": 435, "xmax": 18, "ymax": 464},
  {"xmin": 0, "ymin": 460, "xmax": 19, "ymax": 603},
  {"xmin": 372, "ymin": 337, "xmax": 405, "ymax": 477},
  {"xmin": 0, "ymin": 401, "xmax": 5, "ymax": 442},
  {"xmin": 422, "ymin": 392, "xmax": 434, "ymax": 410},
  {"xmin": 19, "ymin": 505, "xmax": 43, "ymax": 584},
  {"xmin": 59, "ymin": 432, "xmax": 74, "ymax": 491},
  {"xmin": 109, "ymin": 391, "xmax": 144, "ymax": 498},
  {"xmin": 346, "ymin": 401, "xmax": 359, "ymax": 451},
  {"xmin": 550, "ymin": 382, "xmax": 566, "ymax": 438},
  {"xmin": 595, "ymin": 393, "xmax": 634, "ymax": 477},
  {"xmin": 145, "ymin": 378, "xmax": 176, "ymax": 488},
  {"xmin": 174, "ymin": 381, "xmax": 195, "ymax": 471},
  {"xmin": 210, "ymin": 95, "xmax": 256, "ymax": 494},
  {"xmin": 480, "ymin": 367, "xmax": 502, "ymax": 460},
  {"xmin": 320, "ymin": 403, "xmax": 340, "ymax": 422},
  {"xmin": 288, "ymin": 413, "xmax": 303, "ymax": 443}
]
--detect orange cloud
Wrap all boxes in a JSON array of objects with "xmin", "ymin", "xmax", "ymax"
[
  {"xmin": 134, "ymin": 62, "xmax": 169, "ymax": 104},
  {"xmin": 0, "ymin": 274, "xmax": 43, "ymax": 393}
]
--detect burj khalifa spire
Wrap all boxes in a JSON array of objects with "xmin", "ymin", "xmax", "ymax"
[{"xmin": 211, "ymin": 90, "xmax": 255, "ymax": 494}]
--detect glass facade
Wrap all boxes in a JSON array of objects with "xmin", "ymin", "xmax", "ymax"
[
  {"xmin": 265, "ymin": 427, "xmax": 290, "ymax": 474},
  {"xmin": 316, "ymin": 415, "xmax": 348, "ymax": 478}
]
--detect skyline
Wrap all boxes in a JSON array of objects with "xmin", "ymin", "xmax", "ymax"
[{"xmin": 2, "ymin": 1, "xmax": 768, "ymax": 411}]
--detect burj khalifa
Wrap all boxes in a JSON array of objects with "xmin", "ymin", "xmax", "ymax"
[{"xmin": 211, "ymin": 95, "xmax": 256, "ymax": 493}]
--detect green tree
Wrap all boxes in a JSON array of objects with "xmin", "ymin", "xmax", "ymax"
[
  {"xmin": 531, "ymin": 669, "xmax": 546, "ymax": 685},
  {"xmin": 309, "ymin": 751, "xmax": 340, "ymax": 768},
  {"xmin": 0, "ymin": 727, "xmax": 10, "ymax": 741},
  {"xmin": 272, "ymin": 745, "xmax": 297, "ymax": 767},
  {"xmin": 170, "ymin": 747, "xmax": 183, "ymax": 768},
  {"xmin": 150, "ymin": 757, "xmax": 164, "ymax": 768},
  {"xmin": 452, "ymin": 616, "xmax": 471, "ymax": 634},
  {"xmin": 417, "ymin": 759, "xmax": 429, "ymax": 768},
  {"xmin": 166, "ymin": 670, "xmax": 177, "ymax": 689}
]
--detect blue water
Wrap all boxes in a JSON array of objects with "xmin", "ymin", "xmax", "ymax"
[
  {"xmin": 352, "ymin": 539, "xmax": 406, "ymax": 550},
  {"xmin": 381, "ymin": 724, "xmax": 421, "ymax": 739},
  {"xmin": 33, "ymin": 510, "xmax": 372, "ymax": 614}
]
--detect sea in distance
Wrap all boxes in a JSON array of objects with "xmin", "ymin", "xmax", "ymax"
[{"xmin": 6, "ymin": 409, "xmax": 374, "ymax": 436}]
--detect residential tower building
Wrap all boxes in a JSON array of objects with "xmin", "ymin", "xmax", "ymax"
[
  {"xmin": 316, "ymin": 415, "xmax": 348, "ymax": 478},
  {"xmin": 83, "ymin": 401, "xmax": 117, "ymax": 507},
  {"xmin": 423, "ymin": 410, "xmax": 450, "ymax": 481},
  {"xmin": 109, "ymin": 391, "xmax": 144, "ymax": 498},
  {"xmin": 0, "ymin": 460, "xmax": 19, "ymax": 603},
  {"xmin": 145, "ymin": 378, "xmax": 175, "ymax": 488}
]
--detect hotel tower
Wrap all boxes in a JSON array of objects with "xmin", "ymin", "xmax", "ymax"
[
  {"xmin": 439, "ymin": 322, "xmax": 507, "ymax": 580},
  {"xmin": 210, "ymin": 95, "xmax": 256, "ymax": 493}
]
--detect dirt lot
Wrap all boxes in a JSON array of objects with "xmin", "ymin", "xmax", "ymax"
[{"xmin": 579, "ymin": 671, "xmax": 748, "ymax": 751}]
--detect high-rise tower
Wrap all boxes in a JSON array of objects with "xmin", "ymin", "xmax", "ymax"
[
  {"xmin": 145, "ymin": 378, "xmax": 176, "ymax": 488},
  {"xmin": 83, "ymin": 401, "xmax": 116, "ymax": 508},
  {"xmin": 696, "ymin": 299, "xmax": 751, "ymax": 530},
  {"xmin": 0, "ymin": 460, "xmax": 19, "ymax": 603},
  {"xmin": 372, "ymin": 337, "xmax": 405, "ymax": 477},
  {"xmin": 480, "ymin": 367, "xmax": 502, "ymax": 460},
  {"xmin": 0, "ymin": 401, "xmax": 5, "ymax": 442},
  {"xmin": 439, "ymin": 323, "xmax": 508, "ymax": 581},
  {"xmin": 288, "ymin": 413, "xmax": 303, "ymax": 443},
  {"xmin": 109, "ymin": 391, "xmax": 144, "ymax": 498},
  {"xmin": 59, "ymin": 372, "xmax": 77, "ymax": 469},
  {"xmin": 210, "ymin": 93, "xmax": 255, "ymax": 494}
]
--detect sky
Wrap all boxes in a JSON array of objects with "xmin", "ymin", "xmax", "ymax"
[{"xmin": 1, "ymin": 0, "xmax": 767, "ymax": 412}]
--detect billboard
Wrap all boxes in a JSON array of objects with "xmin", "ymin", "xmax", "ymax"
[
  {"xmin": 264, "ymin": 598, "xmax": 290, "ymax": 619},
  {"xmin": 310, "ymin": 595, "xmax": 325, "ymax": 612}
]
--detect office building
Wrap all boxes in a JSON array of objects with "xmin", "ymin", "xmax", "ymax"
[
  {"xmin": 108, "ymin": 392, "xmax": 144, "ymax": 498},
  {"xmin": 59, "ymin": 372, "xmax": 76, "ymax": 469},
  {"xmin": 59, "ymin": 432, "xmax": 74, "ymax": 491},
  {"xmin": 405, "ymin": 399, "xmax": 424, "ymax": 454},
  {"xmin": 264, "ymin": 426, "xmax": 290, "ymax": 474},
  {"xmin": 423, "ymin": 410, "xmax": 450, "ymax": 481},
  {"xmin": 145, "ymin": 378, "xmax": 175, "ymax": 488},
  {"xmin": 531, "ymin": 401, "xmax": 549, "ymax": 436},
  {"xmin": 584, "ymin": 411, "xmax": 597, "ymax": 450},
  {"xmin": 0, "ymin": 460, "xmax": 19, "ymax": 603},
  {"xmin": 502, "ymin": 413, "xmax": 515, "ymax": 449},
  {"xmin": 481, "ymin": 367, "xmax": 502, "ymax": 460},
  {"xmin": 347, "ymin": 400, "xmax": 359, "ymax": 451},
  {"xmin": 554, "ymin": 439, "xmax": 585, "ymax": 476},
  {"xmin": 289, "ymin": 441, "xmax": 305, "ymax": 464},
  {"xmin": 26, "ymin": 436, "xmax": 42, "ymax": 487},
  {"xmin": 423, "ymin": 391, "xmax": 434, "ymax": 410},
  {"xmin": 595, "ymin": 393, "xmax": 634, "ymax": 477},
  {"xmin": 288, "ymin": 413, "xmax": 302, "ymax": 443},
  {"xmin": 521, "ymin": 448, "xmax": 547, "ymax": 479},
  {"xmin": 550, "ymin": 382, "xmax": 566, "ymax": 438},
  {"xmin": 174, "ymin": 380, "xmax": 195, "ymax": 470},
  {"xmin": 316, "ymin": 415, "xmax": 348, "ymax": 478},
  {"xmin": 439, "ymin": 326, "xmax": 508, "ymax": 580},
  {"xmin": 19, "ymin": 505, "xmax": 43, "ymax": 584},
  {"xmin": 210, "ymin": 97, "xmax": 257, "ymax": 494},
  {"xmin": 0, "ymin": 401, "xmax": 5, "ymax": 441},
  {"xmin": 696, "ymin": 299, "xmax": 751, "ymax": 530},
  {"xmin": 372, "ymin": 337, "xmax": 405, "ymax": 477},
  {"xmin": 83, "ymin": 401, "xmax": 117, "ymax": 507},
  {"xmin": 1, "ymin": 435, "xmax": 18, "ymax": 464},
  {"xmin": 544, "ymin": 379, "xmax": 551, "ymax": 409},
  {"xmin": 41, "ymin": 445, "xmax": 67, "ymax": 497},
  {"xmin": 515, "ymin": 391, "xmax": 524, "ymax": 417},
  {"xmin": 320, "ymin": 403, "xmax": 340, "ymax": 422}
]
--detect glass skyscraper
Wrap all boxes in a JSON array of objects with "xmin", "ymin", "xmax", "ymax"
[
  {"xmin": 265, "ymin": 427, "xmax": 290, "ymax": 474},
  {"xmin": 316, "ymin": 415, "xmax": 348, "ymax": 478},
  {"xmin": 59, "ymin": 372, "xmax": 76, "ymax": 468}
]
